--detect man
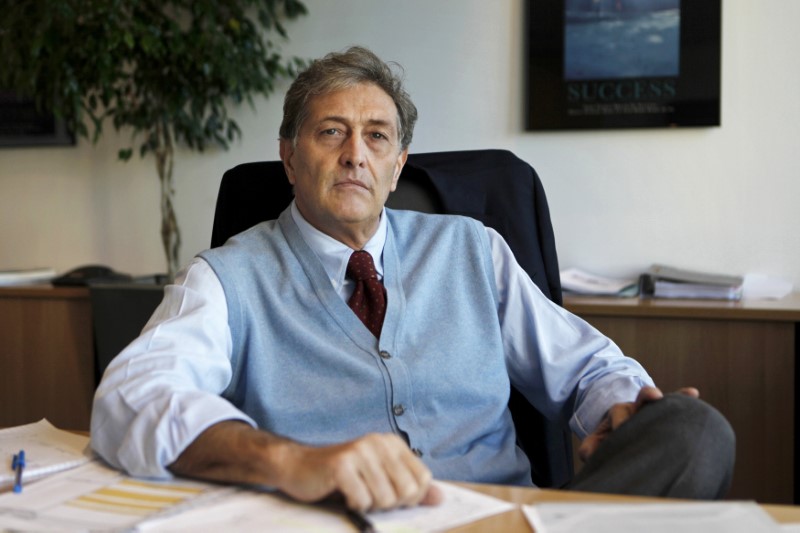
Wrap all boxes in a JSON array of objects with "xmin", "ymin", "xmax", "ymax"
[{"xmin": 92, "ymin": 46, "xmax": 734, "ymax": 512}]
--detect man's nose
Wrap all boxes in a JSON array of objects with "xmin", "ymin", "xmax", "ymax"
[{"xmin": 340, "ymin": 134, "xmax": 367, "ymax": 168}]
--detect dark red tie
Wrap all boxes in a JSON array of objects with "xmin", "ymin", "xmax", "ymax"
[{"xmin": 346, "ymin": 250, "xmax": 387, "ymax": 338}]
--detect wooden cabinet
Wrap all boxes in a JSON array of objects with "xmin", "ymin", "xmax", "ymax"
[
  {"xmin": 564, "ymin": 293, "xmax": 800, "ymax": 504},
  {"xmin": 0, "ymin": 286, "xmax": 94, "ymax": 430}
]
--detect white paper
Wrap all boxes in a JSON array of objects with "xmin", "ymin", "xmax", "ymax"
[
  {"xmin": 139, "ymin": 481, "xmax": 515, "ymax": 532},
  {"xmin": 742, "ymin": 273, "xmax": 793, "ymax": 300},
  {"xmin": 137, "ymin": 491, "xmax": 353, "ymax": 532},
  {"xmin": 523, "ymin": 501, "xmax": 781, "ymax": 533},
  {"xmin": 0, "ymin": 461, "xmax": 232, "ymax": 532},
  {"xmin": 0, "ymin": 419, "xmax": 91, "ymax": 488},
  {"xmin": 0, "ymin": 268, "xmax": 56, "ymax": 286},
  {"xmin": 560, "ymin": 268, "xmax": 638, "ymax": 296},
  {"xmin": 371, "ymin": 481, "xmax": 515, "ymax": 532}
]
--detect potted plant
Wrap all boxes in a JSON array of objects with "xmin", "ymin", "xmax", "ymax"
[{"xmin": 0, "ymin": 0, "xmax": 307, "ymax": 280}]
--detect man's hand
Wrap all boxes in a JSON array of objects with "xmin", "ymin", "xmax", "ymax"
[
  {"xmin": 169, "ymin": 421, "xmax": 442, "ymax": 512},
  {"xmin": 578, "ymin": 386, "xmax": 700, "ymax": 462},
  {"xmin": 278, "ymin": 432, "xmax": 443, "ymax": 512}
]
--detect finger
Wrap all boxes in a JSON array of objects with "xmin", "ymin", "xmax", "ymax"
[
  {"xmin": 420, "ymin": 482, "xmax": 445, "ymax": 506},
  {"xmin": 578, "ymin": 433, "xmax": 602, "ymax": 462},
  {"xmin": 349, "ymin": 437, "xmax": 403, "ymax": 511},
  {"xmin": 368, "ymin": 434, "xmax": 432, "ymax": 508},
  {"xmin": 578, "ymin": 415, "xmax": 612, "ymax": 462},
  {"xmin": 395, "ymin": 450, "xmax": 433, "ymax": 507},
  {"xmin": 635, "ymin": 386, "xmax": 664, "ymax": 406},
  {"xmin": 607, "ymin": 402, "xmax": 636, "ymax": 431},
  {"xmin": 677, "ymin": 386, "xmax": 700, "ymax": 398},
  {"xmin": 334, "ymin": 459, "xmax": 374, "ymax": 512}
]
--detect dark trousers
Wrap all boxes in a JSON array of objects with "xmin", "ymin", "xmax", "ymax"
[{"xmin": 566, "ymin": 393, "xmax": 736, "ymax": 500}]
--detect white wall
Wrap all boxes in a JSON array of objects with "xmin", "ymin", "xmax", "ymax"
[{"xmin": 1, "ymin": 1, "xmax": 798, "ymax": 287}]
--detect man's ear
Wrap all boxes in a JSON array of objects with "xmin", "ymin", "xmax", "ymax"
[
  {"xmin": 390, "ymin": 148, "xmax": 409, "ymax": 192},
  {"xmin": 279, "ymin": 138, "xmax": 296, "ymax": 185}
]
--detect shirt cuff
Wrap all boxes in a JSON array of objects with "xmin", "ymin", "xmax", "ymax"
[{"xmin": 569, "ymin": 374, "xmax": 653, "ymax": 440}]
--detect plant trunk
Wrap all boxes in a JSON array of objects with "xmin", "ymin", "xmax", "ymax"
[{"xmin": 155, "ymin": 123, "xmax": 180, "ymax": 282}]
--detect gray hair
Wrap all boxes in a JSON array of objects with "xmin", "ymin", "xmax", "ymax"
[{"xmin": 279, "ymin": 46, "xmax": 418, "ymax": 151}]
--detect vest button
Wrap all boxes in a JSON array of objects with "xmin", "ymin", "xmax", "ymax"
[
  {"xmin": 393, "ymin": 404, "xmax": 405, "ymax": 416},
  {"xmin": 379, "ymin": 350, "xmax": 392, "ymax": 359}
]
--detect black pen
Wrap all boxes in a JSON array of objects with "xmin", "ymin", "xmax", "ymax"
[
  {"xmin": 345, "ymin": 508, "xmax": 376, "ymax": 533},
  {"xmin": 12, "ymin": 450, "xmax": 26, "ymax": 493}
]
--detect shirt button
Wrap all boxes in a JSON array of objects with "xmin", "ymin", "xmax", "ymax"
[
  {"xmin": 379, "ymin": 350, "xmax": 392, "ymax": 359},
  {"xmin": 412, "ymin": 448, "xmax": 424, "ymax": 457},
  {"xmin": 393, "ymin": 404, "xmax": 405, "ymax": 416}
]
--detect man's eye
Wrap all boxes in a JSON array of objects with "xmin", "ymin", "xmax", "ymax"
[
  {"xmin": 322, "ymin": 128, "xmax": 339, "ymax": 136},
  {"xmin": 370, "ymin": 132, "xmax": 386, "ymax": 140}
]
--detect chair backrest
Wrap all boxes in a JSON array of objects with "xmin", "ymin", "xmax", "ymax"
[
  {"xmin": 90, "ymin": 283, "xmax": 165, "ymax": 385},
  {"xmin": 210, "ymin": 149, "xmax": 572, "ymax": 487}
]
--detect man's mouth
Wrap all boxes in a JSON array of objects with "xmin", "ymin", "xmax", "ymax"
[{"xmin": 335, "ymin": 179, "xmax": 369, "ymax": 191}]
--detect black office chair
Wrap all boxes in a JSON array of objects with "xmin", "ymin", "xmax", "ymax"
[
  {"xmin": 90, "ymin": 283, "xmax": 165, "ymax": 385},
  {"xmin": 210, "ymin": 149, "xmax": 573, "ymax": 488}
]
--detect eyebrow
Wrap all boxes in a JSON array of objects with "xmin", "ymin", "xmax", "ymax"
[{"xmin": 318, "ymin": 116, "xmax": 397, "ymax": 130}]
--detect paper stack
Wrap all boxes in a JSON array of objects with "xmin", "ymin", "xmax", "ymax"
[{"xmin": 560, "ymin": 268, "xmax": 639, "ymax": 297}]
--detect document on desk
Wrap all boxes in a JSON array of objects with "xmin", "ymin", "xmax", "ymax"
[
  {"xmin": 0, "ymin": 461, "xmax": 233, "ymax": 532},
  {"xmin": 1, "ymin": 458, "xmax": 512, "ymax": 533},
  {"xmin": 0, "ymin": 419, "xmax": 91, "ymax": 488},
  {"xmin": 523, "ymin": 501, "xmax": 782, "ymax": 533},
  {"xmin": 138, "ymin": 481, "xmax": 515, "ymax": 532}
]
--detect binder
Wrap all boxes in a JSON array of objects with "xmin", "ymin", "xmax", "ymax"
[{"xmin": 639, "ymin": 264, "xmax": 743, "ymax": 301}]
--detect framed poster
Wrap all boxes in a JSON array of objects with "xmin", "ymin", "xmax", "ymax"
[
  {"xmin": 525, "ymin": 0, "xmax": 721, "ymax": 130},
  {"xmin": 0, "ymin": 91, "xmax": 75, "ymax": 147}
]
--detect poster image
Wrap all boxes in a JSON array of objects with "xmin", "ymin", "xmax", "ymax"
[
  {"xmin": 0, "ymin": 91, "xmax": 75, "ymax": 148},
  {"xmin": 526, "ymin": 0, "xmax": 721, "ymax": 130}
]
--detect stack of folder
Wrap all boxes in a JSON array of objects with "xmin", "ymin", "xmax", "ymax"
[{"xmin": 639, "ymin": 264, "xmax": 744, "ymax": 301}]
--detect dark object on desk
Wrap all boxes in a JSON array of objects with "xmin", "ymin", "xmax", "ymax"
[
  {"xmin": 345, "ymin": 509, "xmax": 376, "ymax": 533},
  {"xmin": 210, "ymin": 149, "xmax": 573, "ymax": 489},
  {"xmin": 89, "ymin": 283, "xmax": 165, "ymax": 385},
  {"xmin": 52, "ymin": 265, "xmax": 132, "ymax": 286}
]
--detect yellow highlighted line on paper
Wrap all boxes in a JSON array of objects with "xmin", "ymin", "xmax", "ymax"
[
  {"xmin": 68, "ymin": 497, "xmax": 160, "ymax": 516},
  {"xmin": 94, "ymin": 487, "xmax": 186, "ymax": 504},
  {"xmin": 120, "ymin": 479, "xmax": 205, "ymax": 494}
]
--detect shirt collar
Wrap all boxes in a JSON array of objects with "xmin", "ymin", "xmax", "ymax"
[{"xmin": 290, "ymin": 200, "xmax": 387, "ymax": 288}]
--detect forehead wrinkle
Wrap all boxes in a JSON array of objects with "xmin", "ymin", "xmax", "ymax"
[{"xmin": 316, "ymin": 115, "xmax": 396, "ymax": 128}]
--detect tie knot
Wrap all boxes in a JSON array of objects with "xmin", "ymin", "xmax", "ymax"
[{"xmin": 346, "ymin": 250, "xmax": 378, "ymax": 282}]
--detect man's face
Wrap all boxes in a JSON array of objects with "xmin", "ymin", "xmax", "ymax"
[{"xmin": 279, "ymin": 83, "xmax": 408, "ymax": 248}]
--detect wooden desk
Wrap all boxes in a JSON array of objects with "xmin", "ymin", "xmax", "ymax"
[
  {"xmin": 0, "ymin": 286, "xmax": 93, "ymax": 430},
  {"xmin": 3, "ymin": 467, "xmax": 798, "ymax": 530},
  {"xmin": 564, "ymin": 293, "xmax": 800, "ymax": 505},
  {"xmin": 451, "ymin": 482, "xmax": 800, "ymax": 531}
]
